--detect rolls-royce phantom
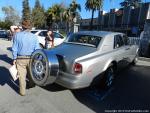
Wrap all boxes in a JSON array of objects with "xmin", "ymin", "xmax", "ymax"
[{"xmin": 29, "ymin": 31, "xmax": 139, "ymax": 89}]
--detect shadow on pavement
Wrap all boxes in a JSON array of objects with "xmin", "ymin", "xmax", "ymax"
[
  {"xmin": 71, "ymin": 65, "xmax": 150, "ymax": 113},
  {"xmin": 41, "ymin": 83, "xmax": 66, "ymax": 92},
  {"xmin": 0, "ymin": 66, "xmax": 19, "ymax": 94},
  {"xmin": 0, "ymin": 54, "xmax": 12, "ymax": 64}
]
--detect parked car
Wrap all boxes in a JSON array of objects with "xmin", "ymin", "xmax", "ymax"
[
  {"xmin": 139, "ymin": 29, "xmax": 150, "ymax": 57},
  {"xmin": 0, "ymin": 30, "xmax": 8, "ymax": 38},
  {"xmin": 29, "ymin": 31, "xmax": 139, "ymax": 89},
  {"xmin": 31, "ymin": 30, "xmax": 65, "ymax": 48},
  {"xmin": 139, "ymin": 20, "xmax": 150, "ymax": 58}
]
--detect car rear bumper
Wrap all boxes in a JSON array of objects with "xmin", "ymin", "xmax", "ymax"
[{"xmin": 55, "ymin": 71, "xmax": 90, "ymax": 89}]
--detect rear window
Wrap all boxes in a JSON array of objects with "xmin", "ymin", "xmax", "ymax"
[{"xmin": 67, "ymin": 34, "xmax": 102, "ymax": 48}]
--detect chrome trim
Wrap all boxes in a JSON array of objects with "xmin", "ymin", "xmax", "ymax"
[{"xmin": 29, "ymin": 49, "xmax": 59, "ymax": 86}]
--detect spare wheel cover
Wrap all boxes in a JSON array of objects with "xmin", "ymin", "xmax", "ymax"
[{"xmin": 29, "ymin": 50, "xmax": 59, "ymax": 86}]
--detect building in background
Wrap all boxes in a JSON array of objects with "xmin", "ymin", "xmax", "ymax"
[{"xmin": 80, "ymin": 2, "xmax": 150, "ymax": 37}]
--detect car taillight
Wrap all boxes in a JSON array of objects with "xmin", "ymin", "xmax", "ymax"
[{"xmin": 74, "ymin": 63, "xmax": 82, "ymax": 74}]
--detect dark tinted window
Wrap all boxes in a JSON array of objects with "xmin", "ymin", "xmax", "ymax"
[
  {"xmin": 39, "ymin": 31, "xmax": 47, "ymax": 37},
  {"xmin": 123, "ymin": 35, "xmax": 130, "ymax": 45},
  {"xmin": 31, "ymin": 31, "xmax": 38, "ymax": 34},
  {"xmin": 114, "ymin": 35, "xmax": 124, "ymax": 48}
]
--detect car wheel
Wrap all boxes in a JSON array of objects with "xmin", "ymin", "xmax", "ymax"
[
  {"xmin": 131, "ymin": 50, "xmax": 139, "ymax": 65},
  {"xmin": 103, "ymin": 66, "xmax": 115, "ymax": 89},
  {"xmin": 26, "ymin": 74, "xmax": 36, "ymax": 89},
  {"xmin": 29, "ymin": 49, "xmax": 59, "ymax": 86},
  {"xmin": 131, "ymin": 55, "xmax": 138, "ymax": 65}
]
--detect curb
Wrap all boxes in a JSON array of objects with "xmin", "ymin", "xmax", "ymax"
[{"xmin": 138, "ymin": 57, "xmax": 150, "ymax": 62}]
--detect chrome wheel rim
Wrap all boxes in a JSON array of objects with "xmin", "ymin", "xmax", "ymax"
[
  {"xmin": 31, "ymin": 53, "xmax": 47, "ymax": 81},
  {"xmin": 106, "ymin": 68, "xmax": 114, "ymax": 87}
]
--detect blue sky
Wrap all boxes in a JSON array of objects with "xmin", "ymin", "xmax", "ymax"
[{"xmin": 0, "ymin": 0, "xmax": 149, "ymax": 20}]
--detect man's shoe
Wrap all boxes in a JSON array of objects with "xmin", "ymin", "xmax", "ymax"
[
  {"xmin": 20, "ymin": 91, "xmax": 25, "ymax": 96},
  {"xmin": 20, "ymin": 93, "xmax": 25, "ymax": 96}
]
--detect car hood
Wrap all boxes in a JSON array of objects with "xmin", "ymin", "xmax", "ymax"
[{"xmin": 50, "ymin": 43, "xmax": 97, "ymax": 61}]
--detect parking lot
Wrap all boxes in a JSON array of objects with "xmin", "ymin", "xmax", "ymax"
[{"xmin": 0, "ymin": 38, "xmax": 150, "ymax": 113}]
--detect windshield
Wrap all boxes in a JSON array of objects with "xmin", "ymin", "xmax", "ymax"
[
  {"xmin": 31, "ymin": 31, "xmax": 38, "ymax": 34},
  {"xmin": 53, "ymin": 32, "xmax": 64, "ymax": 39},
  {"xmin": 67, "ymin": 34, "xmax": 102, "ymax": 48}
]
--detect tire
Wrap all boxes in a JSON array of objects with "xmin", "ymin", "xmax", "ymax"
[
  {"xmin": 29, "ymin": 49, "xmax": 59, "ymax": 86},
  {"xmin": 131, "ymin": 55, "xmax": 138, "ymax": 65},
  {"xmin": 103, "ymin": 66, "xmax": 115, "ymax": 89},
  {"xmin": 26, "ymin": 73, "xmax": 36, "ymax": 88},
  {"xmin": 131, "ymin": 50, "xmax": 139, "ymax": 65}
]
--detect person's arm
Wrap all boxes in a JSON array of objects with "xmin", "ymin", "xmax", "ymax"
[
  {"xmin": 51, "ymin": 35, "xmax": 54, "ymax": 47},
  {"xmin": 34, "ymin": 36, "xmax": 41, "ymax": 50},
  {"xmin": 12, "ymin": 35, "xmax": 18, "ymax": 61}
]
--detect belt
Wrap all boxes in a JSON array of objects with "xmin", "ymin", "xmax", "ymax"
[{"xmin": 17, "ymin": 55, "xmax": 31, "ymax": 59}]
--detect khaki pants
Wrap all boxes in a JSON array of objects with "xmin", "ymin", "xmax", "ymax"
[{"xmin": 16, "ymin": 58, "xmax": 30, "ymax": 95}]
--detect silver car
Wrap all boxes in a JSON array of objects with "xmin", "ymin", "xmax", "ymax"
[{"xmin": 29, "ymin": 31, "xmax": 139, "ymax": 89}]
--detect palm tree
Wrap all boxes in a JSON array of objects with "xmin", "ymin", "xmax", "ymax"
[
  {"xmin": 63, "ymin": 8, "xmax": 70, "ymax": 32},
  {"xmin": 47, "ymin": 4, "xmax": 65, "ymax": 29},
  {"xmin": 120, "ymin": 0, "xmax": 142, "ymax": 8},
  {"xmin": 70, "ymin": 0, "xmax": 81, "ymax": 18},
  {"xmin": 85, "ymin": 0, "xmax": 103, "ymax": 30},
  {"xmin": 63, "ymin": 0, "xmax": 81, "ymax": 32}
]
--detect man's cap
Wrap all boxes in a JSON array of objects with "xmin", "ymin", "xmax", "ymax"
[{"xmin": 22, "ymin": 20, "xmax": 32, "ymax": 29}]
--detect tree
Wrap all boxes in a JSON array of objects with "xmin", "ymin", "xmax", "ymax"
[
  {"xmin": 22, "ymin": 0, "xmax": 31, "ymax": 20},
  {"xmin": 69, "ymin": 0, "xmax": 81, "ymax": 24},
  {"xmin": 32, "ymin": 0, "xmax": 46, "ymax": 28},
  {"xmin": 120, "ymin": 0, "xmax": 142, "ymax": 8},
  {"xmin": 70, "ymin": 0, "xmax": 81, "ymax": 16},
  {"xmin": 2, "ymin": 6, "xmax": 21, "ymax": 25},
  {"xmin": 46, "ymin": 4, "xmax": 65, "ymax": 29},
  {"xmin": 34, "ymin": 0, "xmax": 41, "ymax": 8},
  {"xmin": 62, "ymin": 8, "xmax": 70, "ymax": 32},
  {"xmin": 63, "ymin": 0, "xmax": 81, "ymax": 32},
  {"xmin": 0, "ymin": 20, "xmax": 12, "ymax": 29},
  {"xmin": 85, "ymin": 0, "xmax": 103, "ymax": 30}
]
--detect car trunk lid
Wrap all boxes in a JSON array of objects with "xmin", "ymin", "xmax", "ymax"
[
  {"xmin": 51, "ymin": 43, "xmax": 97, "ymax": 73},
  {"xmin": 52, "ymin": 43, "xmax": 96, "ymax": 60}
]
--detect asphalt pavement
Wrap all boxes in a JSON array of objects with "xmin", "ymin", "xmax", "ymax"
[{"xmin": 0, "ymin": 38, "xmax": 150, "ymax": 113}]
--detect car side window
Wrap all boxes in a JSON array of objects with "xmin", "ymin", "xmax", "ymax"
[
  {"xmin": 39, "ymin": 31, "xmax": 44, "ymax": 36},
  {"xmin": 39, "ymin": 31, "xmax": 47, "ymax": 37},
  {"xmin": 114, "ymin": 35, "xmax": 124, "ymax": 48},
  {"xmin": 123, "ymin": 35, "xmax": 130, "ymax": 45}
]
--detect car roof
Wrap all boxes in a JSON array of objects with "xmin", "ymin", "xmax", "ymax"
[
  {"xmin": 31, "ymin": 29, "xmax": 47, "ymax": 31},
  {"xmin": 76, "ymin": 31, "xmax": 124, "ymax": 37},
  {"xmin": 31, "ymin": 29, "xmax": 58, "ymax": 32}
]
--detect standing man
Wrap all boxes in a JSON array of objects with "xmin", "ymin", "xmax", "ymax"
[{"xmin": 12, "ymin": 20, "xmax": 40, "ymax": 96}]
